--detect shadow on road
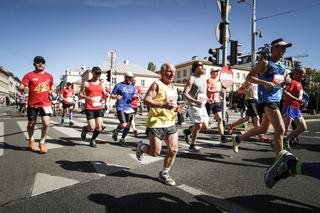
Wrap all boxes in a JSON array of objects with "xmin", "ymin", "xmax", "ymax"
[
  {"xmin": 227, "ymin": 194, "xmax": 319, "ymax": 213},
  {"xmin": 88, "ymin": 192, "xmax": 223, "ymax": 213}
]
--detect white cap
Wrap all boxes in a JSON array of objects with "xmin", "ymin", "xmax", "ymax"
[{"xmin": 125, "ymin": 71, "xmax": 134, "ymax": 77}]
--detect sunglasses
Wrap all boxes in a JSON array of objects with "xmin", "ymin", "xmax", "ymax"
[
  {"xmin": 94, "ymin": 72, "xmax": 101, "ymax": 75},
  {"xmin": 35, "ymin": 60, "xmax": 45, "ymax": 64}
]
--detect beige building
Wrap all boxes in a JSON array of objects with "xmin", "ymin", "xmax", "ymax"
[{"xmin": 0, "ymin": 66, "xmax": 20, "ymax": 103}]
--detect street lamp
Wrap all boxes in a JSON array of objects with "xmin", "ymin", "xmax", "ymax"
[{"xmin": 238, "ymin": 0, "xmax": 256, "ymax": 67}]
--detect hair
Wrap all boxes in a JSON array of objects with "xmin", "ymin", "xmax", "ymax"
[{"xmin": 191, "ymin": 61, "xmax": 202, "ymax": 74}]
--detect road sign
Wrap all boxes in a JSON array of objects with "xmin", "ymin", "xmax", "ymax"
[
  {"xmin": 215, "ymin": 22, "xmax": 230, "ymax": 45},
  {"xmin": 219, "ymin": 65, "xmax": 233, "ymax": 89}
]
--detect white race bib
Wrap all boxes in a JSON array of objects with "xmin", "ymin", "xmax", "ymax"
[
  {"xmin": 197, "ymin": 93, "xmax": 207, "ymax": 105},
  {"xmin": 273, "ymin": 74, "xmax": 284, "ymax": 87},
  {"xmin": 92, "ymin": 96, "xmax": 102, "ymax": 107},
  {"xmin": 165, "ymin": 90, "xmax": 178, "ymax": 103},
  {"xmin": 42, "ymin": 106, "xmax": 53, "ymax": 114},
  {"xmin": 66, "ymin": 97, "xmax": 73, "ymax": 103},
  {"xmin": 124, "ymin": 108, "xmax": 135, "ymax": 114}
]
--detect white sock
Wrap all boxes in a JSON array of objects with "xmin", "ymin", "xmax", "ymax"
[{"xmin": 162, "ymin": 168, "xmax": 170, "ymax": 176}]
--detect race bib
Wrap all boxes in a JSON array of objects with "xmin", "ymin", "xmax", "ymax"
[
  {"xmin": 124, "ymin": 108, "xmax": 135, "ymax": 114},
  {"xmin": 165, "ymin": 90, "xmax": 178, "ymax": 103},
  {"xmin": 197, "ymin": 93, "xmax": 207, "ymax": 104},
  {"xmin": 273, "ymin": 74, "xmax": 284, "ymax": 87},
  {"xmin": 42, "ymin": 106, "xmax": 53, "ymax": 114},
  {"xmin": 66, "ymin": 97, "xmax": 73, "ymax": 103},
  {"xmin": 92, "ymin": 96, "xmax": 102, "ymax": 107}
]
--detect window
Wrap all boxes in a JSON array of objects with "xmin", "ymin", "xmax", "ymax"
[
  {"xmin": 183, "ymin": 69, "xmax": 187, "ymax": 77},
  {"xmin": 177, "ymin": 71, "xmax": 181, "ymax": 78},
  {"xmin": 242, "ymin": 73, "xmax": 246, "ymax": 80},
  {"xmin": 236, "ymin": 73, "xmax": 240, "ymax": 79},
  {"xmin": 112, "ymin": 77, "xmax": 117, "ymax": 84},
  {"xmin": 141, "ymin": 80, "xmax": 145, "ymax": 87}
]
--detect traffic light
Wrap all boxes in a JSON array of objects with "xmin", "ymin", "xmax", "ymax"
[
  {"xmin": 208, "ymin": 48, "xmax": 219, "ymax": 65},
  {"xmin": 106, "ymin": 70, "xmax": 111, "ymax": 82},
  {"xmin": 230, "ymin": 40, "xmax": 238, "ymax": 65}
]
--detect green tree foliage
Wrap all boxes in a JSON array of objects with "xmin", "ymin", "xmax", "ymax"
[
  {"xmin": 147, "ymin": 62, "xmax": 156, "ymax": 72},
  {"xmin": 304, "ymin": 68, "xmax": 320, "ymax": 111}
]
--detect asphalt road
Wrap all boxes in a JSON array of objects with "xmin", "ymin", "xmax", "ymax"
[{"xmin": 0, "ymin": 106, "xmax": 319, "ymax": 213}]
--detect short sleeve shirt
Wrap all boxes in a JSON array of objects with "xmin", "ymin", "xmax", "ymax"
[
  {"xmin": 111, "ymin": 82, "xmax": 137, "ymax": 111},
  {"xmin": 283, "ymin": 80, "xmax": 303, "ymax": 108},
  {"xmin": 21, "ymin": 71, "xmax": 54, "ymax": 107}
]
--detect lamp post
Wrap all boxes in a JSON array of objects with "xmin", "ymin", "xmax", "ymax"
[{"xmin": 238, "ymin": 0, "xmax": 256, "ymax": 67}]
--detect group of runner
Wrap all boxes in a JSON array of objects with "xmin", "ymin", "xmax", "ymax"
[{"xmin": 18, "ymin": 37, "xmax": 320, "ymax": 187}]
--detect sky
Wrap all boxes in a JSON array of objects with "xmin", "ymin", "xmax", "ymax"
[{"xmin": 1, "ymin": 0, "xmax": 320, "ymax": 84}]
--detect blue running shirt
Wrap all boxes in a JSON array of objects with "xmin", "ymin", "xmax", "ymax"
[{"xmin": 111, "ymin": 82, "xmax": 137, "ymax": 111}]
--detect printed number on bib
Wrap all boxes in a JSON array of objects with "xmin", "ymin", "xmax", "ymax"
[
  {"xmin": 92, "ymin": 96, "xmax": 102, "ymax": 107},
  {"xmin": 197, "ymin": 93, "xmax": 207, "ymax": 104},
  {"xmin": 124, "ymin": 108, "xmax": 135, "ymax": 114}
]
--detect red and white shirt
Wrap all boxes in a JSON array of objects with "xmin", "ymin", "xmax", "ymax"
[
  {"xmin": 61, "ymin": 87, "xmax": 74, "ymax": 104},
  {"xmin": 21, "ymin": 71, "xmax": 54, "ymax": 108}
]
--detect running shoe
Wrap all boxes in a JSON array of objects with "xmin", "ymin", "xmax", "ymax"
[
  {"xmin": 232, "ymin": 135, "xmax": 239, "ymax": 153},
  {"xmin": 133, "ymin": 130, "xmax": 138, "ymax": 138},
  {"xmin": 39, "ymin": 143, "xmax": 47, "ymax": 154},
  {"xmin": 188, "ymin": 145, "xmax": 200, "ymax": 153},
  {"xmin": 90, "ymin": 139, "xmax": 97, "ymax": 148},
  {"xmin": 28, "ymin": 139, "xmax": 36, "ymax": 151},
  {"xmin": 221, "ymin": 135, "xmax": 227, "ymax": 143},
  {"xmin": 112, "ymin": 129, "xmax": 118, "ymax": 141},
  {"xmin": 228, "ymin": 124, "xmax": 235, "ymax": 135},
  {"xmin": 158, "ymin": 172, "xmax": 176, "ymax": 186},
  {"xmin": 119, "ymin": 138, "xmax": 126, "ymax": 147},
  {"xmin": 258, "ymin": 135, "xmax": 269, "ymax": 141},
  {"xmin": 81, "ymin": 126, "xmax": 87, "ymax": 140},
  {"xmin": 264, "ymin": 150, "xmax": 298, "ymax": 189},
  {"xmin": 69, "ymin": 121, "xmax": 74, "ymax": 126},
  {"xmin": 136, "ymin": 141, "xmax": 144, "ymax": 161},
  {"xmin": 61, "ymin": 118, "xmax": 64, "ymax": 125},
  {"xmin": 183, "ymin": 129, "xmax": 191, "ymax": 144}
]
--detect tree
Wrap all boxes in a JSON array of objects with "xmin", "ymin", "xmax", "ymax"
[
  {"xmin": 304, "ymin": 68, "xmax": 320, "ymax": 113},
  {"xmin": 147, "ymin": 62, "xmax": 156, "ymax": 72}
]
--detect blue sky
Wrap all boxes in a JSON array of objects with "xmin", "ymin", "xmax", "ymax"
[{"xmin": 1, "ymin": 0, "xmax": 320, "ymax": 84}]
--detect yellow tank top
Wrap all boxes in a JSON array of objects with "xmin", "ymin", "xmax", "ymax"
[{"xmin": 145, "ymin": 80, "xmax": 177, "ymax": 128}]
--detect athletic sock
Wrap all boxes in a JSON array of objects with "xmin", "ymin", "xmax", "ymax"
[
  {"xmin": 68, "ymin": 113, "xmax": 73, "ymax": 122},
  {"xmin": 161, "ymin": 168, "xmax": 170, "ymax": 176},
  {"xmin": 122, "ymin": 128, "xmax": 130, "ymax": 139},
  {"xmin": 92, "ymin": 129, "xmax": 100, "ymax": 140}
]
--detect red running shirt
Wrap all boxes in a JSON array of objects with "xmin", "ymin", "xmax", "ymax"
[
  {"xmin": 84, "ymin": 80, "xmax": 104, "ymax": 110},
  {"xmin": 61, "ymin": 88, "xmax": 74, "ymax": 104},
  {"xmin": 131, "ymin": 86, "xmax": 142, "ymax": 108},
  {"xmin": 21, "ymin": 71, "xmax": 54, "ymax": 107},
  {"xmin": 283, "ymin": 80, "xmax": 303, "ymax": 108}
]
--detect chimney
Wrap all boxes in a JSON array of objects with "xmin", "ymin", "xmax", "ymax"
[
  {"xmin": 123, "ymin": 59, "xmax": 129, "ymax": 64},
  {"xmin": 192, "ymin": 56, "xmax": 198, "ymax": 60}
]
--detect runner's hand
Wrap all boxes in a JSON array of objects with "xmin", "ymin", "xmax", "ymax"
[
  {"xmin": 263, "ymin": 82, "xmax": 274, "ymax": 89},
  {"xmin": 117, "ymin": 95, "xmax": 123, "ymax": 100}
]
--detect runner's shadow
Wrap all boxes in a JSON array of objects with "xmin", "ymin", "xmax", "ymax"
[
  {"xmin": 88, "ymin": 192, "xmax": 222, "ymax": 213},
  {"xmin": 3, "ymin": 142, "xmax": 28, "ymax": 151},
  {"xmin": 227, "ymin": 194, "xmax": 319, "ymax": 213}
]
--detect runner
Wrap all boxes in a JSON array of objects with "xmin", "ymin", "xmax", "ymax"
[
  {"xmin": 79, "ymin": 66, "xmax": 107, "ymax": 147},
  {"xmin": 60, "ymin": 82, "xmax": 75, "ymax": 126},
  {"xmin": 282, "ymin": 66, "xmax": 307, "ymax": 151},
  {"xmin": 18, "ymin": 56, "xmax": 54, "ymax": 154},
  {"xmin": 182, "ymin": 61, "xmax": 210, "ymax": 152},
  {"xmin": 136, "ymin": 63, "xmax": 184, "ymax": 186},
  {"xmin": 228, "ymin": 38, "xmax": 300, "ymax": 188},
  {"xmin": 110, "ymin": 72, "xmax": 137, "ymax": 146},
  {"xmin": 205, "ymin": 68, "xmax": 226, "ymax": 143},
  {"xmin": 228, "ymin": 80, "xmax": 267, "ymax": 140},
  {"xmin": 17, "ymin": 90, "xmax": 27, "ymax": 116}
]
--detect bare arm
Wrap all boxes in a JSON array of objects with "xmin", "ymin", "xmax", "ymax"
[
  {"xmin": 79, "ymin": 82, "xmax": 90, "ymax": 100},
  {"xmin": 246, "ymin": 60, "xmax": 274, "ymax": 89},
  {"xmin": 183, "ymin": 77, "xmax": 201, "ymax": 105},
  {"xmin": 144, "ymin": 83, "xmax": 176, "ymax": 110}
]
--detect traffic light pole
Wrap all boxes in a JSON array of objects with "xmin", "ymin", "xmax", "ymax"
[{"xmin": 221, "ymin": 0, "xmax": 229, "ymax": 124}]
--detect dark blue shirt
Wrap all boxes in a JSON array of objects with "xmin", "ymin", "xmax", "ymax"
[{"xmin": 111, "ymin": 82, "xmax": 137, "ymax": 111}]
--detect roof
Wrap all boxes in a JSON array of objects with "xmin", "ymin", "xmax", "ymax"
[{"xmin": 100, "ymin": 62, "xmax": 159, "ymax": 77}]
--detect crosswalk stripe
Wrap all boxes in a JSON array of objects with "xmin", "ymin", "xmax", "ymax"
[
  {"xmin": 16, "ymin": 120, "xmax": 63, "ymax": 151},
  {"xmin": 31, "ymin": 173, "xmax": 79, "ymax": 196},
  {"xmin": 0, "ymin": 122, "xmax": 3, "ymax": 156}
]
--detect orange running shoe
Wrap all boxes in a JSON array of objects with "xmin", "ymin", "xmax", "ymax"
[
  {"xmin": 28, "ymin": 139, "xmax": 36, "ymax": 151},
  {"xmin": 39, "ymin": 143, "xmax": 47, "ymax": 154}
]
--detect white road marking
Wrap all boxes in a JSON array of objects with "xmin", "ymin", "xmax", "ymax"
[
  {"xmin": 177, "ymin": 184, "xmax": 254, "ymax": 213},
  {"xmin": 31, "ymin": 173, "xmax": 79, "ymax": 196},
  {"xmin": 0, "ymin": 122, "xmax": 3, "ymax": 156}
]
